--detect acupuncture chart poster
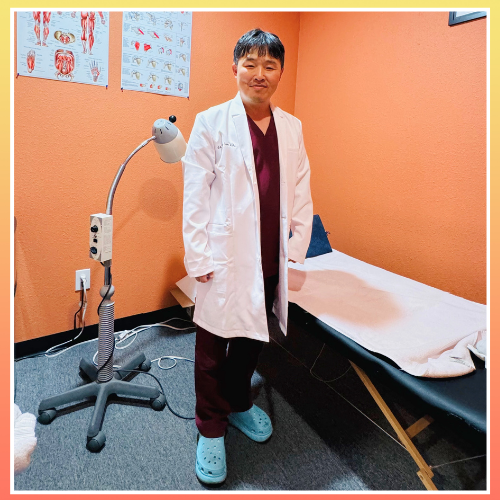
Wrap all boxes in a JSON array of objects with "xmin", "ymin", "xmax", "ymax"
[
  {"xmin": 17, "ymin": 11, "xmax": 110, "ymax": 87},
  {"xmin": 121, "ymin": 11, "xmax": 192, "ymax": 98}
]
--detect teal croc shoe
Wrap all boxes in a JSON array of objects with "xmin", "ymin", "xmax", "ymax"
[
  {"xmin": 195, "ymin": 434, "xmax": 227, "ymax": 485},
  {"xmin": 228, "ymin": 405, "xmax": 273, "ymax": 442}
]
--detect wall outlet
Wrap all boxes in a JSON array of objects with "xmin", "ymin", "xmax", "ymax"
[{"xmin": 75, "ymin": 269, "xmax": 91, "ymax": 291}]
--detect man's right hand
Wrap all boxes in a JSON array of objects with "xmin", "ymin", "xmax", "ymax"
[{"xmin": 195, "ymin": 272, "xmax": 214, "ymax": 283}]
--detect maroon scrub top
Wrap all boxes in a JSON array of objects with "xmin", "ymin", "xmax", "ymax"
[{"xmin": 247, "ymin": 113, "xmax": 281, "ymax": 279}]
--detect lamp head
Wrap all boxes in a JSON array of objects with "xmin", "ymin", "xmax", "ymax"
[{"xmin": 152, "ymin": 117, "xmax": 187, "ymax": 163}]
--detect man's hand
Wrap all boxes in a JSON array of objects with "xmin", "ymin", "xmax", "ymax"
[{"xmin": 195, "ymin": 272, "xmax": 214, "ymax": 283}]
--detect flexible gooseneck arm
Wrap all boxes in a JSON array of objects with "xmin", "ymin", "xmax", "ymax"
[
  {"xmin": 103, "ymin": 136, "xmax": 156, "ymax": 289},
  {"xmin": 105, "ymin": 136, "xmax": 156, "ymax": 216}
]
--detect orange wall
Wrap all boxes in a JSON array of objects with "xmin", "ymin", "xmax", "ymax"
[
  {"xmin": 15, "ymin": 11, "xmax": 487, "ymax": 343},
  {"xmin": 295, "ymin": 12, "xmax": 486, "ymax": 304},
  {"xmin": 14, "ymin": 11, "xmax": 300, "ymax": 342}
]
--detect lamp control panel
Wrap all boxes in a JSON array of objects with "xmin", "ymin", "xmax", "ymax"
[{"xmin": 89, "ymin": 213, "xmax": 113, "ymax": 262}]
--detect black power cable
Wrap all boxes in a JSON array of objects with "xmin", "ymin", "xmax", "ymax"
[
  {"xmin": 74, "ymin": 287, "xmax": 84, "ymax": 330},
  {"xmin": 97, "ymin": 266, "xmax": 113, "ymax": 316},
  {"xmin": 112, "ymin": 368, "xmax": 194, "ymax": 420}
]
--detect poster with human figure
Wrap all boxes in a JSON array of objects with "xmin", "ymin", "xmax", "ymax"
[
  {"xmin": 121, "ymin": 11, "xmax": 192, "ymax": 98},
  {"xmin": 17, "ymin": 11, "xmax": 110, "ymax": 86}
]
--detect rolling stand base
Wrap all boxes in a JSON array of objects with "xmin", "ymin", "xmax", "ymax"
[{"xmin": 38, "ymin": 352, "xmax": 166, "ymax": 452}]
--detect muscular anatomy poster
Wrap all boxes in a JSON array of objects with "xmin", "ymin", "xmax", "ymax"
[
  {"xmin": 121, "ymin": 11, "xmax": 192, "ymax": 98},
  {"xmin": 17, "ymin": 11, "xmax": 109, "ymax": 87}
]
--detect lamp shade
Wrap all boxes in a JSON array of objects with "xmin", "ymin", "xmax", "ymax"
[{"xmin": 152, "ymin": 118, "xmax": 187, "ymax": 163}]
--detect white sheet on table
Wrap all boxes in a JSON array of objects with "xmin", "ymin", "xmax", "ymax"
[{"xmin": 288, "ymin": 251, "xmax": 486, "ymax": 378}]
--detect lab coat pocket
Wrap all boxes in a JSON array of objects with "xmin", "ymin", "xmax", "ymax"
[{"xmin": 207, "ymin": 223, "xmax": 232, "ymax": 265}]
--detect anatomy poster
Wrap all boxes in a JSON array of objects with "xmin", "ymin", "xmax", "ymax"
[
  {"xmin": 121, "ymin": 11, "xmax": 192, "ymax": 98},
  {"xmin": 17, "ymin": 11, "xmax": 109, "ymax": 86}
]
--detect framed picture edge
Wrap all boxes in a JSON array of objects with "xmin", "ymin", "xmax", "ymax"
[{"xmin": 448, "ymin": 11, "xmax": 487, "ymax": 26}]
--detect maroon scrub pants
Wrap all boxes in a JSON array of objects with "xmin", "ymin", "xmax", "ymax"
[{"xmin": 194, "ymin": 273, "xmax": 279, "ymax": 438}]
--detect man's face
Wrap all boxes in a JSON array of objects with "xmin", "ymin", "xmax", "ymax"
[{"xmin": 232, "ymin": 49, "xmax": 283, "ymax": 105}]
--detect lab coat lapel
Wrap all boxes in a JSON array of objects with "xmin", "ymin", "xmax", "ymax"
[
  {"xmin": 231, "ymin": 93, "xmax": 256, "ymax": 185},
  {"xmin": 231, "ymin": 93, "xmax": 261, "ymax": 246}
]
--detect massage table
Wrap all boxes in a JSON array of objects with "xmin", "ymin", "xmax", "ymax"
[
  {"xmin": 285, "ymin": 215, "xmax": 487, "ymax": 490},
  {"xmin": 287, "ymin": 302, "xmax": 486, "ymax": 490}
]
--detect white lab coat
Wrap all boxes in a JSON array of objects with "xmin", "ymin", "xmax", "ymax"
[{"xmin": 182, "ymin": 92, "xmax": 313, "ymax": 341}]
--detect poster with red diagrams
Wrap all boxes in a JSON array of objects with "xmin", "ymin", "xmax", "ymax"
[
  {"xmin": 121, "ymin": 11, "xmax": 192, "ymax": 98},
  {"xmin": 17, "ymin": 11, "xmax": 109, "ymax": 86}
]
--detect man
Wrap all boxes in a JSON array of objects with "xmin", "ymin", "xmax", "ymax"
[{"xmin": 182, "ymin": 28, "xmax": 313, "ymax": 485}]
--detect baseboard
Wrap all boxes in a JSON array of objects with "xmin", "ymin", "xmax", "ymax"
[{"xmin": 14, "ymin": 304, "xmax": 193, "ymax": 360}]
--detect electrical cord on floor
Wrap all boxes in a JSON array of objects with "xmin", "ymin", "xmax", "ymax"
[
  {"xmin": 15, "ymin": 337, "xmax": 100, "ymax": 362},
  {"xmin": 15, "ymin": 317, "xmax": 194, "ymax": 365},
  {"xmin": 310, "ymin": 344, "xmax": 352, "ymax": 383},
  {"xmin": 15, "ymin": 279, "xmax": 91, "ymax": 362},
  {"xmin": 88, "ymin": 317, "xmax": 196, "ymax": 420},
  {"xmin": 15, "ymin": 352, "xmax": 50, "ymax": 362},
  {"xmin": 111, "ymin": 367, "xmax": 195, "ymax": 420},
  {"xmin": 272, "ymin": 338, "xmax": 408, "ymax": 452},
  {"xmin": 285, "ymin": 339, "xmax": 489, "ymax": 470},
  {"xmin": 92, "ymin": 318, "xmax": 196, "ymax": 368},
  {"xmin": 114, "ymin": 318, "xmax": 196, "ymax": 353},
  {"xmin": 14, "ymin": 318, "xmax": 194, "ymax": 365},
  {"xmin": 151, "ymin": 355, "xmax": 195, "ymax": 370},
  {"xmin": 16, "ymin": 304, "xmax": 197, "ymax": 420},
  {"xmin": 106, "ymin": 318, "xmax": 196, "ymax": 420}
]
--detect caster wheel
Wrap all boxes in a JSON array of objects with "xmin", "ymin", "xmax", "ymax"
[
  {"xmin": 151, "ymin": 393, "xmax": 166, "ymax": 411},
  {"xmin": 87, "ymin": 431, "xmax": 106, "ymax": 452},
  {"xmin": 38, "ymin": 408, "xmax": 57, "ymax": 424},
  {"xmin": 139, "ymin": 359, "xmax": 151, "ymax": 372}
]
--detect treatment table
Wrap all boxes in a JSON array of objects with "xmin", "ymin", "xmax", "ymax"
[
  {"xmin": 285, "ymin": 215, "xmax": 486, "ymax": 490},
  {"xmin": 287, "ymin": 301, "xmax": 486, "ymax": 490}
]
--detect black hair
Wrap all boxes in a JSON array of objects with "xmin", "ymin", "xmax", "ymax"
[{"xmin": 233, "ymin": 28, "xmax": 285, "ymax": 69}]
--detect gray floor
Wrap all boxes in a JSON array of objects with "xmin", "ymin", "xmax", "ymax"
[{"xmin": 14, "ymin": 314, "xmax": 487, "ymax": 491}]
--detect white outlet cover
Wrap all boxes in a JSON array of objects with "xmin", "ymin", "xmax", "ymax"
[{"xmin": 75, "ymin": 269, "xmax": 91, "ymax": 291}]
